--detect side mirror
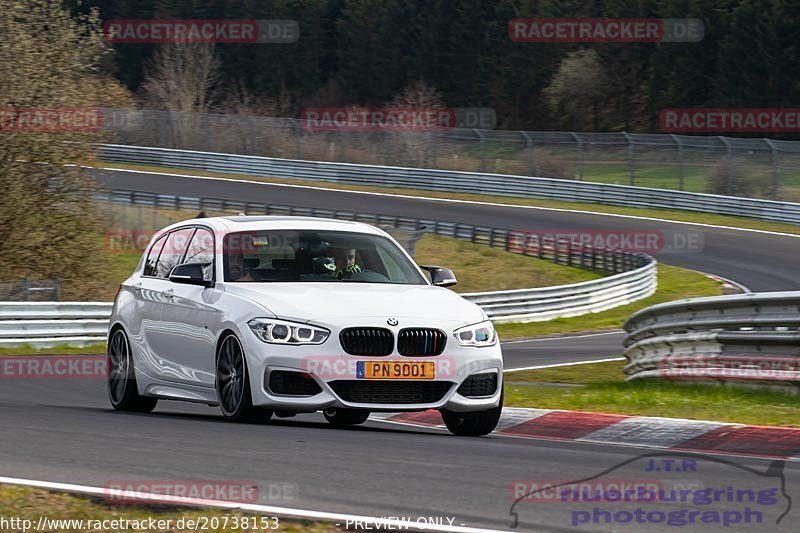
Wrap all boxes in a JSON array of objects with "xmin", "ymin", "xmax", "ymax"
[
  {"xmin": 169, "ymin": 263, "xmax": 213, "ymax": 287},
  {"xmin": 420, "ymin": 265, "xmax": 457, "ymax": 287}
]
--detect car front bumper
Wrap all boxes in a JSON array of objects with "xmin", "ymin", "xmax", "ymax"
[{"xmin": 242, "ymin": 331, "xmax": 503, "ymax": 413}]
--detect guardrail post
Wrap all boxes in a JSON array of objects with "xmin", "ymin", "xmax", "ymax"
[
  {"xmin": 292, "ymin": 119, "xmax": 302, "ymax": 159},
  {"xmin": 22, "ymin": 277, "xmax": 30, "ymax": 301},
  {"xmin": 521, "ymin": 131, "xmax": 535, "ymax": 175},
  {"xmin": 54, "ymin": 277, "xmax": 61, "ymax": 301},
  {"xmin": 764, "ymin": 138, "xmax": 779, "ymax": 200},
  {"xmin": 570, "ymin": 132, "xmax": 584, "ymax": 180},
  {"xmin": 623, "ymin": 132, "xmax": 636, "ymax": 186},
  {"xmin": 552, "ymin": 238, "xmax": 561, "ymax": 265},
  {"xmin": 720, "ymin": 136, "xmax": 735, "ymax": 196},
  {"xmin": 474, "ymin": 129, "xmax": 486, "ymax": 172},
  {"xmin": 566, "ymin": 239, "xmax": 573, "ymax": 266},
  {"xmin": 670, "ymin": 134, "xmax": 685, "ymax": 191}
]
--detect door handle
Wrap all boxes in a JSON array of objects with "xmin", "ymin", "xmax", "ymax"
[
  {"xmin": 132, "ymin": 281, "xmax": 142, "ymax": 292},
  {"xmin": 163, "ymin": 288, "xmax": 174, "ymax": 300}
]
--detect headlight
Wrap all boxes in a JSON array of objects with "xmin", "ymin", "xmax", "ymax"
[
  {"xmin": 248, "ymin": 318, "xmax": 329, "ymax": 345},
  {"xmin": 453, "ymin": 320, "xmax": 496, "ymax": 347}
]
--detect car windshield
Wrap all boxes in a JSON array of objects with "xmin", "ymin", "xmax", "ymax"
[{"xmin": 222, "ymin": 229, "xmax": 427, "ymax": 285}]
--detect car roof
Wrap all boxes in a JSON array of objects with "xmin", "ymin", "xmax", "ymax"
[{"xmin": 156, "ymin": 215, "xmax": 387, "ymax": 236}]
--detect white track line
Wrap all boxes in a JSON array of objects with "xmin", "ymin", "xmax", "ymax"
[
  {"xmin": 0, "ymin": 476, "xmax": 507, "ymax": 533},
  {"xmin": 96, "ymin": 166, "xmax": 800, "ymax": 239},
  {"xmin": 501, "ymin": 331, "xmax": 623, "ymax": 345},
  {"xmin": 504, "ymin": 357, "xmax": 625, "ymax": 373}
]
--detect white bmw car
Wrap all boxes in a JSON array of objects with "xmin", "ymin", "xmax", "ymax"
[{"xmin": 108, "ymin": 215, "xmax": 503, "ymax": 436}]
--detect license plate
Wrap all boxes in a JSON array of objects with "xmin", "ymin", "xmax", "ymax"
[{"xmin": 356, "ymin": 361, "xmax": 435, "ymax": 380}]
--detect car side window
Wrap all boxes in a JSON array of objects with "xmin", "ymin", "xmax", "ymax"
[
  {"xmin": 143, "ymin": 234, "xmax": 167, "ymax": 277},
  {"xmin": 183, "ymin": 228, "xmax": 215, "ymax": 281},
  {"xmin": 154, "ymin": 228, "xmax": 194, "ymax": 279}
]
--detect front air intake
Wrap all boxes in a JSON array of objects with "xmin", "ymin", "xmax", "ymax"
[
  {"xmin": 329, "ymin": 380, "xmax": 453, "ymax": 404},
  {"xmin": 266, "ymin": 370, "xmax": 323, "ymax": 396},
  {"xmin": 456, "ymin": 372, "xmax": 498, "ymax": 397},
  {"xmin": 398, "ymin": 328, "xmax": 447, "ymax": 356},
  {"xmin": 339, "ymin": 327, "xmax": 394, "ymax": 356}
]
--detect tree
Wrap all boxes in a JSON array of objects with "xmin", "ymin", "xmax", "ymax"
[
  {"xmin": 542, "ymin": 49, "xmax": 612, "ymax": 131},
  {"xmin": 388, "ymin": 80, "xmax": 446, "ymax": 167},
  {"xmin": 0, "ymin": 0, "xmax": 134, "ymax": 299},
  {"xmin": 141, "ymin": 43, "xmax": 222, "ymax": 113},
  {"xmin": 140, "ymin": 43, "xmax": 222, "ymax": 147}
]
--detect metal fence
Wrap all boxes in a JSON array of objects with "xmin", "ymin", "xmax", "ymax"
[
  {"xmin": 98, "ymin": 144, "xmax": 800, "ymax": 224},
  {"xmin": 0, "ymin": 302, "xmax": 112, "ymax": 347},
  {"xmin": 623, "ymin": 292, "xmax": 800, "ymax": 389},
  {"xmin": 0, "ymin": 278, "xmax": 60, "ymax": 302},
  {"xmin": 101, "ymin": 108, "xmax": 800, "ymax": 202}
]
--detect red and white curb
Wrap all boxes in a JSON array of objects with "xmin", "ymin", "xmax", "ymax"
[{"xmin": 371, "ymin": 408, "xmax": 800, "ymax": 460}]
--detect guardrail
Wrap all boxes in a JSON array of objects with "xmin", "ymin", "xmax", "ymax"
[
  {"xmin": 101, "ymin": 108, "xmax": 800, "ymax": 201},
  {"xmin": 98, "ymin": 144, "xmax": 800, "ymax": 224},
  {"xmin": 466, "ymin": 262, "xmax": 656, "ymax": 323},
  {"xmin": 0, "ymin": 303, "xmax": 113, "ymax": 347},
  {"xmin": 623, "ymin": 292, "xmax": 800, "ymax": 388}
]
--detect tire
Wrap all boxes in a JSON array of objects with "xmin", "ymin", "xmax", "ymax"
[
  {"xmin": 216, "ymin": 334, "xmax": 272, "ymax": 423},
  {"xmin": 441, "ymin": 392, "xmax": 503, "ymax": 437},
  {"xmin": 323, "ymin": 407, "xmax": 370, "ymax": 426},
  {"xmin": 107, "ymin": 328, "xmax": 158, "ymax": 413}
]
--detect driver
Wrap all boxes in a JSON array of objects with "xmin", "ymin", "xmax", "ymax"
[
  {"xmin": 332, "ymin": 247, "xmax": 361, "ymax": 279},
  {"xmin": 227, "ymin": 252, "xmax": 255, "ymax": 281}
]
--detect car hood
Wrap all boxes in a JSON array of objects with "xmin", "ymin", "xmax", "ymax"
[{"xmin": 223, "ymin": 282, "xmax": 485, "ymax": 327}]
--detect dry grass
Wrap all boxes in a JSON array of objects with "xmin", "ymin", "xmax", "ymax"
[{"xmin": 0, "ymin": 485, "xmax": 339, "ymax": 532}]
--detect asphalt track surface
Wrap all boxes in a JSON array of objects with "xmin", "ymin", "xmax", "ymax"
[
  {"xmin": 2, "ymin": 167, "xmax": 799, "ymax": 531},
  {"xmin": 1, "ymin": 376, "xmax": 798, "ymax": 532}
]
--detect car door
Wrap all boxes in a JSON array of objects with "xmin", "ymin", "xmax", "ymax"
[
  {"xmin": 140, "ymin": 227, "xmax": 196, "ymax": 383},
  {"xmin": 157, "ymin": 227, "xmax": 222, "ymax": 388},
  {"xmin": 127, "ymin": 232, "xmax": 170, "ymax": 379}
]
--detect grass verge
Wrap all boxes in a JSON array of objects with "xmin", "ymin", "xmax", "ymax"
[
  {"xmin": 495, "ymin": 264, "xmax": 723, "ymax": 339},
  {"xmin": 414, "ymin": 234, "xmax": 601, "ymax": 292},
  {"xmin": 0, "ymin": 343, "xmax": 107, "ymax": 356},
  {"xmin": 0, "ymin": 485, "xmax": 338, "ymax": 532},
  {"xmin": 504, "ymin": 360, "xmax": 800, "ymax": 427},
  {"xmin": 96, "ymin": 162, "xmax": 800, "ymax": 236}
]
